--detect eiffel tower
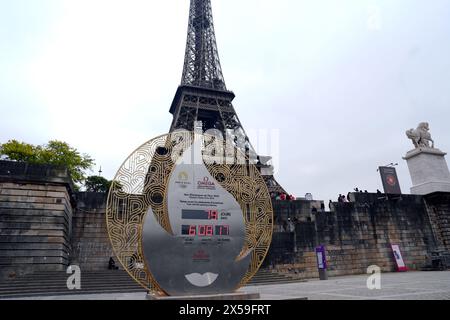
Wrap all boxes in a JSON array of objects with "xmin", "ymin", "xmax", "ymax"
[{"xmin": 169, "ymin": 0, "xmax": 286, "ymax": 195}]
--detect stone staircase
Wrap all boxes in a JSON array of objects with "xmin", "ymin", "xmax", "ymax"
[
  {"xmin": 0, "ymin": 270, "xmax": 146, "ymax": 299},
  {"xmin": 0, "ymin": 269, "xmax": 303, "ymax": 299},
  {"xmin": 247, "ymin": 269, "xmax": 304, "ymax": 286}
]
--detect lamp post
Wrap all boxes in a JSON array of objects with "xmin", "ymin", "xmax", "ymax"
[{"xmin": 377, "ymin": 162, "xmax": 398, "ymax": 172}]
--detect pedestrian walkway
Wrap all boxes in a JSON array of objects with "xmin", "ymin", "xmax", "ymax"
[
  {"xmin": 251, "ymin": 271, "xmax": 450, "ymax": 300},
  {"xmin": 3, "ymin": 271, "xmax": 450, "ymax": 300}
]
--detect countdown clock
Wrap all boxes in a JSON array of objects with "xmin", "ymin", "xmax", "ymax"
[{"xmin": 106, "ymin": 132, "xmax": 273, "ymax": 296}]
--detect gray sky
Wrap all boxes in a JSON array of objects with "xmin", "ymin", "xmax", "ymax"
[{"xmin": 1, "ymin": 0, "xmax": 449, "ymax": 203}]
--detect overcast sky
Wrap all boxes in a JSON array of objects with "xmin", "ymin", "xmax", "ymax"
[{"xmin": 1, "ymin": 0, "xmax": 449, "ymax": 203}]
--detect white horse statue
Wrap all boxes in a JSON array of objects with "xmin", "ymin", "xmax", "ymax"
[{"xmin": 406, "ymin": 122, "xmax": 435, "ymax": 149}]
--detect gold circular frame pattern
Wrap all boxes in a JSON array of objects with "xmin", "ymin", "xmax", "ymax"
[{"xmin": 106, "ymin": 132, "xmax": 274, "ymax": 295}]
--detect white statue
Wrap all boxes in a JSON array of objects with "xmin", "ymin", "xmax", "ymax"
[{"xmin": 406, "ymin": 122, "xmax": 435, "ymax": 149}]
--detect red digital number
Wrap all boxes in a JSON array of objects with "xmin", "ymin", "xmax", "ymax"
[
  {"xmin": 197, "ymin": 225, "xmax": 214, "ymax": 237},
  {"xmin": 208, "ymin": 210, "xmax": 219, "ymax": 220},
  {"xmin": 189, "ymin": 225, "xmax": 196, "ymax": 236},
  {"xmin": 206, "ymin": 225, "xmax": 214, "ymax": 236},
  {"xmin": 219, "ymin": 225, "xmax": 229, "ymax": 236}
]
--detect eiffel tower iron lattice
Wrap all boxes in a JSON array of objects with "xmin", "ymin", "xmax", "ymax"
[{"xmin": 169, "ymin": 0, "xmax": 287, "ymax": 195}]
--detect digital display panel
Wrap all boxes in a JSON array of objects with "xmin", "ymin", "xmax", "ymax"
[
  {"xmin": 181, "ymin": 225, "xmax": 230, "ymax": 236},
  {"xmin": 182, "ymin": 209, "xmax": 219, "ymax": 220}
]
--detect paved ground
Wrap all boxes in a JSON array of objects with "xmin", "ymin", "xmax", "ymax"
[
  {"xmin": 3, "ymin": 271, "xmax": 450, "ymax": 300},
  {"xmin": 252, "ymin": 271, "xmax": 450, "ymax": 300}
]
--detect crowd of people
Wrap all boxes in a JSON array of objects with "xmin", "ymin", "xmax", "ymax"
[
  {"xmin": 336, "ymin": 188, "xmax": 386, "ymax": 203},
  {"xmin": 336, "ymin": 188, "xmax": 368, "ymax": 203},
  {"xmin": 270, "ymin": 188, "xmax": 388, "ymax": 210},
  {"xmin": 271, "ymin": 193, "xmax": 296, "ymax": 201}
]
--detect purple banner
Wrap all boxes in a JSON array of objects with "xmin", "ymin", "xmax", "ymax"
[{"xmin": 316, "ymin": 245, "xmax": 327, "ymax": 270}]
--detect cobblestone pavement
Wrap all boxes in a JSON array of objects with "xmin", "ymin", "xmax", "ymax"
[
  {"xmin": 252, "ymin": 271, "xmax": 450, "ymax": 300},
  {"xmin": 4, "ymin": 271, "xmax": 450, "ymax": 300}
]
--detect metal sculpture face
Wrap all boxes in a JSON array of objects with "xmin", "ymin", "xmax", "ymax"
[{"xmin": 106, "ymin": 132, "xmax": 273, "ymax": 296}]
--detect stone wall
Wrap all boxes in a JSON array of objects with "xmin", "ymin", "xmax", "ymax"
[
  {"xmin": 424, "ymin": 192, "xmax": 450, "ymax": 251},
  {"xmin": 0, "ymin": 161, "xmax": 74, "ymax": 277},
  {"xmin": 265, "ymin": 193, "xmax": 439, "ymax": 278},
  {"xmin": 2, "ymin": 160, "xmax": 450, "ymax": 279},
  {"xmin": 70, "ymin": 192, "xmax": 115, "ymax": 271}
]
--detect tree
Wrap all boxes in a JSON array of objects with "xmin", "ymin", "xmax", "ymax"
[
  {"xmin": 85, "ymin": 176, "xmax": 112, "ymax": 193},
  {"xmin": 0, "ymin": 140, "xmax": 95, "ymax": 186},
  {"xmin": 0, "ymin": 140, "xmax": 40, "ymax": 162},
  {"xmin": 38, "ymin": 140, "xmax": 94, "ymax": 185}
]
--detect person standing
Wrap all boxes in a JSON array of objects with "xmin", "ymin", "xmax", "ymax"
[{"xmin": 329, "ymin": 200, "xmax": 334, "ymax": 211}]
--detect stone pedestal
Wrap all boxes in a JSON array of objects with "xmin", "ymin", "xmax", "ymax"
[
  {"xmin": 403, "ymin": 147, "xmax": 450, "ymax": 195},
  {"xmin": 146, "ymin": 292, "xmax": 261, "ymax": 300}
]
